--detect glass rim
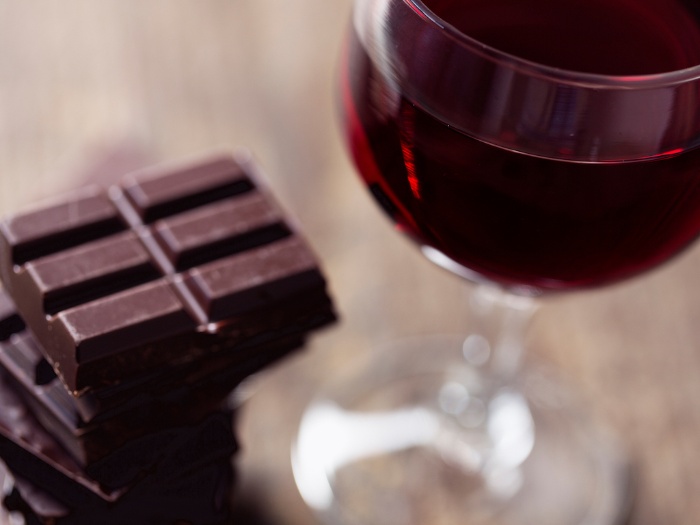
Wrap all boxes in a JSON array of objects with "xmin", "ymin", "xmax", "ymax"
[{"xmin": 407, "ymin": 0, "xmax": 700, "ymax": 89}]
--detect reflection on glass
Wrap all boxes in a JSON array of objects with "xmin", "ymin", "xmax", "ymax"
[{"xmin": 294, "ymin": 388, "xmax": 534, "ymax": 510}]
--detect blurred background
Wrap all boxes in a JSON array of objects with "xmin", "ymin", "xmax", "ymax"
[{"xmin": 1, "ymin": 2, "xmax": 700, "ymax": 524}]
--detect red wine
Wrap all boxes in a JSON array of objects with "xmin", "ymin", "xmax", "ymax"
[
  {"xmin": 427, "ymin": 0, "xmax": 700, "ymax": 75},
  {"xmin": 342, "ymin": 0, "xmax": 700, "ymax": 290}
]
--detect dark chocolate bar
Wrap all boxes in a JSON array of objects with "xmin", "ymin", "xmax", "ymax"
[
  {"xmin": 5, "ymin": 461, "xmax": 234, "ymax": 525},
  {"xmin": 0, "ymin": 287, "xmax": 309, "ymax": 423},
  {"xmin": 0, "ymin": 365, "xmax": 237, "ymax": 500},
  {"xmin": 0, "ymin": 152, "xmax": 335, "ymax": 393},
  {"xmin": 0, "ymin": 368, "xmax": 122, "ymax": 504},
  {"xmin": 0, "ymin": 289, "xmax": 298, "ymax": 467}
]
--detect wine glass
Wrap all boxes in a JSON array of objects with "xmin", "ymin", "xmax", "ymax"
[{"xmin": 292, "ymin": 0, "xmax": 700, "ymax": 524}]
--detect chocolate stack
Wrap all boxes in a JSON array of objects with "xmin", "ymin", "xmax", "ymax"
[{"xmin": 0, "ymin": 152, "xmax": 335, "ymax": 524}]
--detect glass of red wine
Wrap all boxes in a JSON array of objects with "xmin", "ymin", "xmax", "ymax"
[{"xmin": 293, "ymin": 0, "xmax": 700, "ymax": 524}]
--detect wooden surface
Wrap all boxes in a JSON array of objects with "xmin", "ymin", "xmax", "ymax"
[{"xmin": 1, "ymin": 2, "xmax": 700, "ymax": 524}]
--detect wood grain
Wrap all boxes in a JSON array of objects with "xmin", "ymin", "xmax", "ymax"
[{"xmin": 0, "ymin": 2, "xmax": 698, "ymax": 524}]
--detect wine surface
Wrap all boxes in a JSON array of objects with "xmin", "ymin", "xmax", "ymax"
[
  {"xmin": 343, "ymin": 0, "xmax": 700, "ymax": 290},
  {"xmin": 426, "ymin": 0, "xmax": 700, "ymax": 75}
]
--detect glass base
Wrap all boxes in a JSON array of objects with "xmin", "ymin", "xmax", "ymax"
[{"xmin": 292, "ymin": 335, "xmax": 631, "ymax": 525}]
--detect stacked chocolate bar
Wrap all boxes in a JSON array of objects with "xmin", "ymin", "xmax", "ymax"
[{"xmin": 0, "ymin": 152, "xmax": 335, "ymax": 524}]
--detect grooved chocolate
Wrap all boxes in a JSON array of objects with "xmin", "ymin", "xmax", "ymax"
[
  {"xmin": 0, "ymin": 188, "xmax": 125, "ymax": 266},
  {"xmin": 121, "ymin": 154, "xmax": 253, "ymax": 223},
  {"xmin": 0, "ymin": 293, "xmax": 301, "ymax": 468},
  {"xmin": 25, "ymin": 231, "xmax": 159, "ymax": 315},
  {"xmin": 0, "ymin": 152, "xmax": 335, "ymax": 393}
]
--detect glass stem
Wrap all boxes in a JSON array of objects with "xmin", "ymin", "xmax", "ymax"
[
  {"xmin": 431, "ymin": 285, "xmax": 539, "ymax": 483},
  {"xmin": 464, "ymin": 284, "xmax": 539, "ymax": 395}
]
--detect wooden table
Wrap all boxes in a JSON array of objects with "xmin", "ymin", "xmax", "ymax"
[{"xmin": 1, "ymin": 2, "xmax": 699, "ymax": 524}]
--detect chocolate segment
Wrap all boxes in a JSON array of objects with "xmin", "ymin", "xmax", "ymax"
[
  {"xmin": 0, "ymin": 188, "xmax": 125, "ymax": 266},
  {"xmin": 121, "ymin": 154, "xmax": 253, "ymax": 223},
  {"xmin": 56, "ymin": 279, "xmax": 196, "ymax": 364},
  {"xmin": 0, "ymin": 153, "xmax": 335, "ymax": 393},
  {"xmin": 24, "ymin": 231, "xmax": 159, "ymax": 316},
  {"xmin": 182, "ymin": 236, "xmax": 326, "ymax": 321},
  {"xmin": 152, "ymin": 192, "xmax": 290, "ymax": 270}
]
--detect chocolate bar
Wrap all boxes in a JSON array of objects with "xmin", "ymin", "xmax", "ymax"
[
  {"xmin": 0, "ymin": 152, "xmax": 335, "ymax": 393},
  {"xmin": 4, "ymin": 462, "xmax": 234, "ymax": 525},
  {"xmin": 0, "ymin": 365, "xmax": 238, "ymax": 499},
  {"xmin": 0, "ymin": 368, "xmax": 123, "ymax": 505},
  {"xmin": 0, "ymin": 330, "xmax": 240, "ymax": 489},
  {"xmin": 0, "ymin": 288, "xmax": 298, "ymax": 468},
  {"xmin": 0, "ymin": 148, "xmax": 336, "ymax": 524}
]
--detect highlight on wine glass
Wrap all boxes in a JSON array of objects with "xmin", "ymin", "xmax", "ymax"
[{"xmin": 293, "ymin": 0, "xmax": 700, "ymax": 524}]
